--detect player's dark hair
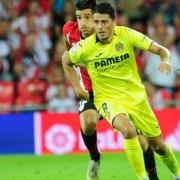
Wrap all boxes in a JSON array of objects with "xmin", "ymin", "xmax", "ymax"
[
  {"xmin": 75, "ymin": 0, "xmax": 96, "ymax": 11},
  {"xmin": 94, "ymin": 2, "xmax": 115, "ymax": 20}
]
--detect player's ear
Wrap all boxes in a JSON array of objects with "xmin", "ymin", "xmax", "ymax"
[{"xmin": 113, "ymin": 19, "xmax": 116, "ymax": 26}]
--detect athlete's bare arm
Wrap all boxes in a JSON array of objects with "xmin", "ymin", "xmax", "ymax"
[
  {"xmin": 63, "ymin": 36, "xmax": 71, "ymax": 50},
  {"xmin": 62, "ymin": 50, "xmax": 89, "ymax": 100},
  {"xmin": 148, "ymin": 41, "xmax": 171, "ymax": 75},
  {"xmin": 62, "ymin": 37, "xmax": 89, "ymax": 100}
]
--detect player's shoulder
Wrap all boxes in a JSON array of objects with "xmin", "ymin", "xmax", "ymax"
[
  {"xmin": 63, "ymin": 21, "xmax": 80, "ymax": 45},
  {"xmin": 70, "ymin": 34, "xmax": 96, "ymax": 55},
  {"xmin": 114, "ymin": 26, "xmax": 132, "ymax": 35},
  {"xmin": 63, "ymin": 21, "xmax": 79, "ymax": 36},
  {"xmin": 82, "ymin": 34, "xmax": 97, "ymax": 48}
]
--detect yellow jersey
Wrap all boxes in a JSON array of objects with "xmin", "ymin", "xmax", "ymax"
[{"xmin": 69, "ymin": 26, "xmax": 153, "ymax": 109}]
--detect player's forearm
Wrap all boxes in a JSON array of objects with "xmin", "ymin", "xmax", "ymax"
[
  {"xmin": 158, "ymin": 46, "xmax": 171, "ymax": 63},
  {"xmin": 62, "ymin": 51, "xmax": 81, "ymax": 90},
  {"xmin": 149, "ymin": 42, "xmax": 171, "ymax": 74},
  {"xmin": 62, "ymin": 51, "xmax": 89, "ymax": 100},
  {"xmin": 63, "ymin": 36, "xmax": 71, "ymax": 50},
  {"xmin": 149, "ymin": 42, "xmax": 171, "ymax": 63}
]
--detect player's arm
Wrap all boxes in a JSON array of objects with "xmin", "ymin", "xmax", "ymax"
[
  {"xmin": 62, "ymin": 50, "xmax": 89, "ymax": 100},
  {"xmin": 62, "ymin": 36, "xmax": 89, "ymax": 100},
  {"xmin": 127, "ymin": 27, "xmax": 171, "ymax": 75},
  {"xmin": 148, "ymin": 42, "xmax": 171, "ymax": 75},
  {"xmin": 63, "ymin": 36, "xmax": 71, "ymax": 50}
]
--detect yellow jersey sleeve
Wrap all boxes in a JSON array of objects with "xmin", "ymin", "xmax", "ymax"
[
  {"xmin": 69, "ymin": 41, "xmax": 85, "ymax": 66},
  {"xmin": 127, "ymin": 28, "xmax": 153, "ymax": 51}
]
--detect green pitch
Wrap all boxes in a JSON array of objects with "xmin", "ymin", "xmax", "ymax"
[{"xmin": 0, "ymin": 152, "xmax": 180, "ymax": 180}]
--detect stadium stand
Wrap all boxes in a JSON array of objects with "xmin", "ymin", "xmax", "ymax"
[{"xmin": 0, "ymin": 0, "xmax": 179, "ymax": 112}]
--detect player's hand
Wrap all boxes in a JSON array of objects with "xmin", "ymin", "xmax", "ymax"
[
  {"xmin": 158, "ymin": 61, "xmax": 171, "ymax": 75},
  {"xmin": 75, "ymin": 87, "xmax": 89, "ymax": 100}
]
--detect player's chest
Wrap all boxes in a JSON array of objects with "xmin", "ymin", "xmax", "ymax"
[
  {"xmin": 86, "ymin": 40, "xmax": 132, "ymax": 72},
  {"xmin": 87, "ymin": 38, "xmax": 131, "ymax": 59}
]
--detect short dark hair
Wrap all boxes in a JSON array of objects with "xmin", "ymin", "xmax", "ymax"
[
  {"xmin": 75, "ymin": 0, "xmax": 96, "ymax": 11},
  {"xmin": 94, "ymin": 3, "xmax": 115, "ymax": 19}
]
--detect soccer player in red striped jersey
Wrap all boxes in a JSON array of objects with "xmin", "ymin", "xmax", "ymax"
[
  {"xmin": 62, "ymin": 1, "xmax": 159, "ymax": 180},
  {"xmin": 63, "ymin": 2, "xmax": 101, "ymax": 180}
]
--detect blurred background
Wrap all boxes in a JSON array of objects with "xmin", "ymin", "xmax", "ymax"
[{"xmin": 0, "ymin": 0, "xmax": 179, "ymax": 155}]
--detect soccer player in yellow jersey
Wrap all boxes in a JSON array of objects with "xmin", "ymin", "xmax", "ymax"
[
  {"xmin": 63, "ymin": 1, "xmax": 159, "ymax": 180},
  {"xmin": 62, "ymin": 2, "xmax": 180, "ymax": 180}
]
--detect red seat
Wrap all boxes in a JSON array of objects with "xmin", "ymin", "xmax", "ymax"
[
  {"xmin": 0, "ymin": 81, "xmax": 15, "ymax": 113},
  {"xmin": 16, "ymin": 79, "xmax": 47, "ymax": 108},
  {"xmin": 175, "ymin": 91, "xmax": 180, "ymax": 99}
]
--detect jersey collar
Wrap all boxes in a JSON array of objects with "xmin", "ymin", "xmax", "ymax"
[{"xmin": 95, "ymin": 31, "xmax": 117, "ymax": 43}]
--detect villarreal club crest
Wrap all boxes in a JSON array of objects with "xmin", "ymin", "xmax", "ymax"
[{"xmin": 115, "ymin": 42, "xmax": 124, "ymax": 52}]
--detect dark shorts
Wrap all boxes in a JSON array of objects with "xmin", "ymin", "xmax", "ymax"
[
  {"xmin": 79, "ymin": 99, "xmax": 105, "ymax": 121},
  {"xmin": 79, "ymin": 98, "xmax": 97, "ymax": 113},
  {"xmin": 78, "ymin": 92, "xmax": 103, "ymax": 121},
  {"xmin": 79, "ymin": 91, "xmax": 96, "ymax": 113}
]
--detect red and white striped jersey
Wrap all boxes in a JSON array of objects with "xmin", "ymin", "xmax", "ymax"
[{"xmin": 63, "ymin": 21, "xmax": 93, "ymax": 92}]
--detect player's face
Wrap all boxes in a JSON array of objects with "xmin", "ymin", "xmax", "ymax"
[
  {"xmin": 76, "ymin": 9, "xmax": 94, "ymax": 38},
  {"xmin": 93, "ymin": 13, "xmax": 115, "ymax": 43}
]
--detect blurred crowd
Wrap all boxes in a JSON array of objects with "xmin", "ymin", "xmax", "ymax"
[{"xmin": 0, "ymin": 0, "xmax": 179, "ymax": 113}]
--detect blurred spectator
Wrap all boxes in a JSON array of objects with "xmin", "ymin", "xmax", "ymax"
[
  {"xmin": 174, "ymin": 73, "xmax": 180, "ymax": 107},
  {"xmin": 116, "ymin": 9, "xmax": 130, "ymax": 26},
  {"xmin": 0, "ymin": 0, "xmax": 178, "ymax": 112},
  {"xmin": 14, "ymin": 32, "xmax": 48, "ymax": 110},
  {"xmin": 157, "ymin": 0, "xmax": 178, "ymax": 24},
  {"xmin": 144, "ymin": 0, "xmax": 159, "ymax": 19},
  {"xmin": 145, "ymin": 13, "xmax": 180, "ymax": 93},
  {"xmin": 0, "ymin": 81, "xmax": 15, "ymax": 113},
  {"xmin": 47, "ymin": 84, "xmax": 77, "ymax": 112},
  {"xmin": 46, "ymin": 67, "xmax": 65, "ymax": 102},
  {"xmin": 148, "ymin": 13, "xmax": 175, "ymax": 47},
  {"xmin": 173, "ymin": 13, "xmax": 180, "ymax": 54},
  {"xmin": 46, "ymin": 38, "xmax": 76, "ymax": 110},
  {"xmin": 11, "ymin": 0, "xmax": 51, "ymax": 35},
  {"xmin": 26, "ymin": 16, "xmax": 52, "ymax": 53},
  {"xmin": 145, "ymin": 46, "xmax": 180, "ymax": 92},
  {"xmin": 18, "ymin": 0, "xmax": 52, "ymax": 14},
  {"xmin": 0, "ymin": 18, "xmax": 20, "ymax": 81},
  {"xmin": 144, "ymin": 81, "xmax": 172, "ymax": 109},
  {"xmin": 53, "ymin": 0, "xmax": 74, "ymax": 35},
  {"xmin": 115, "ymin": 0, "xmax": 149, "ymax": 24},
  {"xmin": 47, "ymin": 39, "xmax": 65, "ymax": 83},
  {"xmin": 14, "ymin": 34, "xmax": 49, "ymax": 81},
  {"xmin": 46, "ymin": 65, "xmax": 75, "ymax": 103},
  {"xmin": 0, "ymin": 0, "xmax": 11, "ymax": 20},
  {"xmin": 53, "ymin": 0, "xmax": 65, "ymax": 32},
  {"xmin": 53, "ymin": 0, "xmax": 65, "ymax": 14},
  {"xmin": 15, "ymin": 78, "xmax": 47, "ymax": 111},
  {"xmin": 63, "ymin": 0, "xmax": 74, "ymax": 22}
]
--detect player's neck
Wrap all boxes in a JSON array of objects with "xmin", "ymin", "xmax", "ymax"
[{"xmin": 100, "ymin": 30, "xmax": 114, "ymax": 44}]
